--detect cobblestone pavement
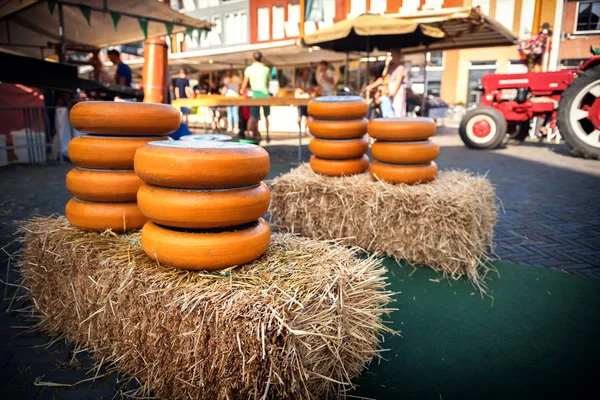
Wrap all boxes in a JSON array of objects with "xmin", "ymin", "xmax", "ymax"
[{"xmin": 1, "ymin": 130, "xmax": 599, "ymax": 398}]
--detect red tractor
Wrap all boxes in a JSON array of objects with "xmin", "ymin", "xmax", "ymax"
[{"xmin": 459, "ymin": 53, "xmax": 600, "ymax": 159}]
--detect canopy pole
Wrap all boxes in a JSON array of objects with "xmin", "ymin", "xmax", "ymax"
[
  {"xmin": 345, "ymin": 52, "xmax": 349, "ymax": 89},
  {"xmin": 365, "ymin": 37, "xmax": 370, "ymax": 87},
  {"xmin": 58, "ymin": 3, "xmax": 66, "ymax": 63},
  {"xmin": 421, "ymin": 47, "xmax": 428, "ymax": 118}
]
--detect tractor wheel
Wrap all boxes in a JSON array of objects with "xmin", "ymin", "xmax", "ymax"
[
  {"xmin": 512, "ymin": 121, "xmax": 531, "ymax": 142},
  {"xmin": 557, "ymin": 66, "xmax": 600, "ymax": 159},
  {"xmin": 459, "ymin": 107, "xmax": 507, "ymax": 149}
]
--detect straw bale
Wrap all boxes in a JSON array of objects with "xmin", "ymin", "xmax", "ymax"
[
  {"xmin": 270, "ymin": 164, "xmax": 497, "ymax": 288},
  {"xmin": 18, "ymin": 216, "xmax": 394, "ymax": 399}
]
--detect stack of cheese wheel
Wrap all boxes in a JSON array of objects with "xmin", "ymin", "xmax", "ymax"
[
  {"xmin": 66, "ymin": 102, "xmax": 180, "ymax": 232},
  {"xmin": 307, "ymin": 96, "xmax": 370, "ymax": 176},
  {"xmin": 134, "ymin": 141, "xmax": 271, "ymax": 270},
  {"xmin": 368, "ymin": 117, "xmax": 439, "ymax": 185}
]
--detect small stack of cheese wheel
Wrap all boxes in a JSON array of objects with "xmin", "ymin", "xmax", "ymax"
[
  {"xmin": 307, "ymin": 96, "xmax": 370, "ymax": 176},
  {"xmin": 134, "ymin": 141, "xmax": 271, "ymax": 270},
  {"xmin": 368, "ymin": 117, "xmax": 440, "ymax": 185},
  {"xmin": 66, "ymin": 102, "xmax": 180, "ymax": 232}
]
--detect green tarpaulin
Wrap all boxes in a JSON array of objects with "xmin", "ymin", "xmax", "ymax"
[{"xmin": 351, "ymin": 260, "xmax": 600, "ymax": 399}]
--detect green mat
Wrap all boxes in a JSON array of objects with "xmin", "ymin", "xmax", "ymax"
[{"xmin": 350, "ymin": 260, "xmax": 600, "ymax": 399}]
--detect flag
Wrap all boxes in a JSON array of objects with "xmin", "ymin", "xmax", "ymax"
[{"xmin": 110, "ymin": 12, "xmax": 121, "ymax": 32}]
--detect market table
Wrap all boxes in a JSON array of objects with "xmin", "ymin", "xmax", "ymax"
[{"xmin": 173, "ymin": 97, "xmax": 312, "ymax": 164}]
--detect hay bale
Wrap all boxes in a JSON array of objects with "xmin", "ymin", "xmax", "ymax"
[
  {"xmin": 19, "ymin": 216, "xmax": 393, "ymax": 399},
  {"xmin": 270, "ymin": 164, "xmax": 497, "ymax": 288}
]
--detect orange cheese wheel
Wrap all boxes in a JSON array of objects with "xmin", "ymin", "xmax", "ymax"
[
  {"xmin": 368, "ymin": 117, "xmax": 437, "ymax": 141},
  {"xmin": 141, "ymin": 219, "xmax": 270, "ymax": 270},
  {"xmin": 137, "ymin": 182, "xmax": 270, "ymax": 229},
  {"xmin": 309, "ymin": 138, "xmax": 368, "ymax": 159},
  {"xmin": 310, "ymin": 155, "xmax": 369, "ymax": 176},
  {"xmin": 371, "ymin": 140, "xmax": 440, "ymax": 164},
  {"xmin": 370, "ymin": 161, "xmax": 438, "ymax": 185},
  {"xmin": 68, "ymin": 135, "xmax": 169, "ymax": 169},
  {"xmin": 65, "ymin": 198, "xmax": 146, "ymax": 232},
  {"xmin": 134, "ymin": 141, "xmax": 270, "ymax": 189},
  {"xmin": 70, "ymin": 101, "xmax": 180, "ymax": 135},
  {"xmin": 307, "ymin": 96, "xmax": 368, "ymax": 120},
  {"xmin": 308, "ymin": 119, "xmax": 368, "ymax": 139},
  {"xmin": 66, "ymin": 168, "xmax": 143, "ymax": 202}
]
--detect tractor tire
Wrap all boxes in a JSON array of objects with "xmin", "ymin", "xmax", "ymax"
[
  {"xmin": 557, "ymin": 66, "xmax": 600, "ymax": 159},
  {"xmin": 459, "ymin": 107, "xmax": 507, "ymax": 149}
]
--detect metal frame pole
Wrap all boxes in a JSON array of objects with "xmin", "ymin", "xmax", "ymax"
[
  {"xmin": 421, "ymin": 47, "xmax": 429, "ymax": 117},
  {"xmin": 58, "ymin": 3, "xmax": 66, "ymax": 63},
  {"xmin": 345, "ymin": 52, "xmax": 349, "ymax": 88}
]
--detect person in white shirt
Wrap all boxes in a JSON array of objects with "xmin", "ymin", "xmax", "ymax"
[
  {"xmin": 222, "ymin": 69, "xmax": 241, "ymax": 133},
  {"xmin": 316, "ymin": 60, "xmax": 335, "ymax": 96}
]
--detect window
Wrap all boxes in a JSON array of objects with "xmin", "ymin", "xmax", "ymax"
[
  {"xmin": 423, "ymin": 0, "xmax": 443, "ymax": 11},
  {"xmin": 240, "ymin": 11, "xmax": 248, "ymax": 42},
  {"xmin": 494, "ymin": 0, "xmax": 515, "ymax": 31},
  {"xmin": 224, "ymin": 11, "xmax": 247, "ymax": 44},
  {"xmin": 273, "ymin": 5, "xmax": 285, "ymax": 40},
  {"xmin": 210, "ymin": 15, "xmax": 222, "ymax": 46},
  {"xmin": 197, "ymin": 0, "xmax": 218, "ymax": 8},
  {"xmin": 258, "ymin": 7, "xmax": 270, "ymax": 41},
  {"xmin": 519, "ymin": 0, "xmax": 536, "ymax": 37},
  {"xmin": 576, "ymin": 1, "xmax": 600, "ymax": 32},
  {"xmin": 428, "ymin": 51, "xmax": 444, "ymax": 67},
  {"xmin": 471, "ymin": 0, "xmax": 490, "ymax": 16},
  {"xmin": 181, "ymin": 0, "xmax": 195, "ymax": 11},
  {"xmin": 350, "ymin": 0, "xmax": 366, "ymax": 16},
  {"xmin": 288, "ymin": 2, "xmax": 300, "ymax": 23},
  {"xmin": 399, "ymin": 0, "xmax": 420, "ymax": 13},
  {"xmin": 370, "ymin": 0, "xmax": 386, "ymax": 14},
  {"xmin": 323, "ymin": 0, "xmax": 336, "ymax": 21}
]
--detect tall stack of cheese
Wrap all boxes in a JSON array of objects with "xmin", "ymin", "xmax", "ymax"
[
  {"xmin": 134, "ymin": 141, "xmax": 271, "ymax": 270},
  {"xmin": 66, "ymin": 102, "xmax": 179, "ymax": 232},
  {"xmin": 368, "ymin": 117, "xmax": 439, "ymax": 185},
  {"xmin": 307, "ymin": 96, "xmax": 370, "ymax": 176}
]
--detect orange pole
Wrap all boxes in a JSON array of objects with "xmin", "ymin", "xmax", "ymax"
[
  {"xmin": 532, "ymin": 0, "xmax": 544, "ymax": 34},
  {"xmin": 142, "ymin": 38, "xmax": 169, "ymax": 103}
]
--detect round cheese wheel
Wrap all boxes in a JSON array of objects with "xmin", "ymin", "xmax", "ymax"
[
  {"xmin": 68, "ymin": 135, "xmax": 169, "ymax": 169},
  {"xmin": 309, "ymin": 138, "xmax": 368, "ymax": 159},
  {"xmin": 371, "ymin": 140, "xmax": 440, "ymax": 164},
  {"xmin": 368, "ymin": 117, "xmax": 437, "ymax": 141},
  {"xmin": 141, "ymin": 219, "xmax": 271, "ymax": 270},
  {"xmin": 370, "ymin": 161, "xmax": 438, "ymax": 185},
  {"xmin": 65, "ymin": 198, "xmax": 146, "ymax": 232},
  {"xmin": 134, "ymin": 141, "xmax": 270, "ymax": 189},
  {"xmin": 66, "ymin": 168, "xmax": 143, "ymax": 202},
  {"xmin": 307, "ymin": 96, "xmax": 368, "ymax": 120},
  {"xmin": 137, "ymin": 182, "xmax": 270, "ymax": 229},
  {"xmin": 309, "ymin": 155, "xmax": 369, "ymax": 176},
  {"xmin": 70, "ymin": 101, "xmax": 180, "ymax": 135},
  {"xmin": 308, "ymin": 119, "xmax": 368, "ymax": 139}
]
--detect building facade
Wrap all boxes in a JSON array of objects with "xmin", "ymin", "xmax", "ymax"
[
  {"xmin": 170, "ymin": 0, "xmax": 251, "ymax": 52},
  {"xmin": 170, "ymin": 0, "xmax": 600, "ymax": 106},
  {"xmin": 249, "ymin": 0, "xmax": 347, "ymax": 44}
]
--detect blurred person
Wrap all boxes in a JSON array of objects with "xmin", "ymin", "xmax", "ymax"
[
  {"xmin": 222, "ymin": 69, "xmax": 241, "ymax": 134},
  {"xmin": 89, "ymin": 53, "xmax": 112, "ymax": 84},
  {"xmin": 366, "ymin": 62, "xmax": 393, "ymax": 119},
  {"xmin": 107, "ymin": 49, "xmax": 131, "ymax": 87},
  {"xmin": 387, "ymin": 49, "xmax": 409, "ymax": 117},
  {"xmin": 316, "ymin": 60, "xmax": 335, "ymax": 96},
  {"xmin": 175, "ymin": 68, "xmax": 193, "ymax": 124},
  {"xmin": 295, "ymin": 67, "xmax": 313, "ymax": 134},
  {"xmin": 240, "ymin": 51, "xmax": 271, "ymax": 143}
]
